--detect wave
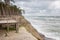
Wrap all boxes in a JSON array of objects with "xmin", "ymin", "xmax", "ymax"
[{"xmin": 25, "ymin": 16, "xmax": 60, "ymax": 40}]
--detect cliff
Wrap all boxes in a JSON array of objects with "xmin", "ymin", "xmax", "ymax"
[
  {"xmin": 19, "ymin": 16, "xmax": 45, "ymax": 40},
  {"xmin": 19, "ymin": 16, "xmax": 55, "ymax": 40}
]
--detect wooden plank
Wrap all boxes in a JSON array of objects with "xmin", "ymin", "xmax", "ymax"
[
  {"xmin": 0, "ymin": 20, "xmax": 17, "ymax": 24},
  {"xmin": 5, "ymin": 24, "xmax": 10, "ymax": 36},
  {"xmin": 16, "ymin": 23, "xmax": 19, "ymax": 33},
  {"xmin": 7, "ymin": 24, "xmax": 9, "ymax": 32}
]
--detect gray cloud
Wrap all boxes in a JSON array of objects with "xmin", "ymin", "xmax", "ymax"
[{"xmin": 15, "ymin": 0, "xmax": 60, "ymax": 16}]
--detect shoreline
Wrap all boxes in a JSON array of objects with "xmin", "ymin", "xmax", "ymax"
[{"xmin": 20, "ymin": 16, "xmax": 56, "ymax": 40}]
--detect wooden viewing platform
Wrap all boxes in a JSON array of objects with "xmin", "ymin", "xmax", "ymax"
[
  {"xmin": 0, "ymin": 2, "xmax": 22, "ymax": 36},
  {"xmin": 0, "ymin": 16, "xmax": 20, "ymax": 36}
]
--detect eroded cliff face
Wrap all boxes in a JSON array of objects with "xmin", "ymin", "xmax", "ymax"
[{"xmin": 19, "ymin": 16, "xmax": 45, "ymax": 40}]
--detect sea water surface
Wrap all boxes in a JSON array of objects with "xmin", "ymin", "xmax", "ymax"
[{"xmin": 23, "ymin": 15, "xmax": 60, "ymax": 40}]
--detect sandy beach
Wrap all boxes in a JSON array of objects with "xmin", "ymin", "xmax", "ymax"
[{"xmin": 0, "ymin": 27, "xmax": 37, "ymax": 40}]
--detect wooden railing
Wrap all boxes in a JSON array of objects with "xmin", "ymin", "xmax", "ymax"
[{"xmin": 0, "ymin": 15, "xmax": 20, "ymax": 22}]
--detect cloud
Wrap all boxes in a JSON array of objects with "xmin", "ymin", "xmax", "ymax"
[
  {"xmin": 14, "ymin": 0, "xmax": 60, "ymax": 16},
  {"xmin": 49, "ymin": 1, "xmax": 60, "ymax": 9}
]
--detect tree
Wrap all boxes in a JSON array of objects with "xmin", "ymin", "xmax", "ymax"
[{"xmin": 4, "ymin": 0, "xmax": 15, "ymax": 5}]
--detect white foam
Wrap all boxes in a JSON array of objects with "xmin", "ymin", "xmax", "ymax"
[
  {"xmin": 32, "ymin": 24, "xmax": 60, "ymax": 40},
  {"xmin": 24, "ymin": 16, "xmax": 60, "ymax": 40}
]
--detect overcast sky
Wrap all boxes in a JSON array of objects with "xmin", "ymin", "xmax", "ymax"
[{"xmin": 14, "ymin": 0, "xmax": 60, "ymax": 16}]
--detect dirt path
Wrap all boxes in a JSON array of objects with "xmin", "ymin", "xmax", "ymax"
[{"xmin": 0, "ymin": 27, "xmax": 37, "ymax": 40}]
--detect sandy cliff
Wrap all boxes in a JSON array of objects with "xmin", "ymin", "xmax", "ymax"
[{"xmin": 20, "ymin": 16, "xmax": 45, "ymax": 40}]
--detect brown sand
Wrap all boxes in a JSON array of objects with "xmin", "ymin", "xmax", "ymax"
[{"xmin": 0, "ymin": 27, "xmax": 37, "ymax": 40}]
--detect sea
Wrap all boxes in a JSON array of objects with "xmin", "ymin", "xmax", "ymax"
[{"xmin": 23, "ymin": 14, "xmax": 60, "ymax": 40}]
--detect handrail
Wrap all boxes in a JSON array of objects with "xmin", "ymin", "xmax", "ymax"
[{"xmin": 0, "ymin": 16, "xmax": 20, "ymax": 21}]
